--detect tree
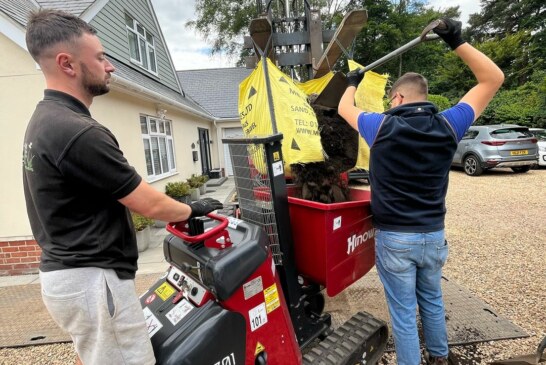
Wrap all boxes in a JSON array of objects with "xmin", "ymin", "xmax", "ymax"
[
  {"xmin": 347, "ymin": 0, "xmax": 459, "ymax": 81},
  {"xmin": 187, "ymin": 0, "xmax": 543, "ymax": 126},
  {"xmin": 466, "ymin": 0, "xmax": 545, "ymax": 86},
  {"xmin": 431, "ymin": 32, "xmax": 537, "ymax": 99},
  {"xmin": 186, "ymin": 0, "xmax": 259, "ymax": 56},
  {"xmin": 466, "ymin": 0, "xmax": 545, "ymax": 39},
  {"xmin": 188, "ymin": 0, "xmax": 459, "ymax": 77},
  {"xmin": 187, "ymin": 0, "xmax": 353, "ymax": 58},
  {"xmin": 479, "ymin": 72, "xmax": 546, "ymax": 128},
  {"xmin": 428, "ymin": 94, "xmax": 452, "ymax": 111}
]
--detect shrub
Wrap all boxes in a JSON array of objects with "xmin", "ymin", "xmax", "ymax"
[
  {"xmin": 131, "ymin": 212, "xmax": 154, "ymax": 231},
  {"xmin": 186, "ymin": 174, "xmax": 202, "ymax": 188},
  {"xmin": 198, "ymin": 174, "xmax": 209, "ymax": 185},
  {"xmin": 165, "ymin": 181, "xmax": 191, "ymax": 198},
  {"xmin": 428, "ymin": 94, "xmax": 452, "ymax": 111}
]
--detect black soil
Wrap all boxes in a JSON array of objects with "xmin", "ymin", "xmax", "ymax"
[{"xmin": 290, "ymin": 101, "xmax": 360, "ymax": 203}]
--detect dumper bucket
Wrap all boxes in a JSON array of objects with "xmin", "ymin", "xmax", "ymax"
[{"xmin": 286, "ymin": 186, "xmax": 375, "ymax": 297}]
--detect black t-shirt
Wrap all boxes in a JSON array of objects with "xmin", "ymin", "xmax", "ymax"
[{"xmin": 23, "ymin": 90, "xmax": 142, "ymax": 279}]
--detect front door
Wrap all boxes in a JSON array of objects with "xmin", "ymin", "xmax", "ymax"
[{"xmin": 198, "ymin": 128, "xmax": 212, "ymax": 176}]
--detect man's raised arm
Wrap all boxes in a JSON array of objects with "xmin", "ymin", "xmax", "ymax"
[{"xmin": 434, "ymin": 18, "xmax": 504, "ymax": 120}]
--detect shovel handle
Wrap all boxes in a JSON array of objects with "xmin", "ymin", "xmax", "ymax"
[
  {"xmin": 358, "ymin": 19, "xmax": 446, "ymax": 74},
  {"xmin": 420, "ymin": 19, "xmax": 447, "ymax": 40}
]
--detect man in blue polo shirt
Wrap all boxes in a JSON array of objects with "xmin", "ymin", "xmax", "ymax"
[{"xmin": 338, "ymin": 19, "xmax": 504, "ymax": 365}]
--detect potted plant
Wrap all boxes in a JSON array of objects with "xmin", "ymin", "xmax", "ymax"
[
  {"xmin": 131, "ymin": 212, "xmax": 154, "ymax": 252},
  {"xmin": 186, "ymin": 174, "xmax": 202, "ymax": 201},
  {"xmin": 165, "ymin": 181, "xmax": 192, "ymax": 204},
  {"xmin": 198, "ymin": 174, "xmax": 209, "ymax": 194}
]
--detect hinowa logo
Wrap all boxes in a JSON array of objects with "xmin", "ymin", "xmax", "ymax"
[{"xmin": 347, "ymin": 228, "xmax": 376, "ymax": 255}]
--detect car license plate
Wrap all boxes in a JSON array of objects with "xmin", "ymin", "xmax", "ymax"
[{"xmin": 510, "ymin": 150, "xmax": 528, "ymax": 156}]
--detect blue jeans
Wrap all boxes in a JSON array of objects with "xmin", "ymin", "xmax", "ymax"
[{"xmin": 375, "ymin": 229, "xmax": 449, "ymax": 365}]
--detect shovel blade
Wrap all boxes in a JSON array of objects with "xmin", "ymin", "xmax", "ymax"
[{"xmin": 312, "ymin": 72, "xmax": 347, "ymax": 109}]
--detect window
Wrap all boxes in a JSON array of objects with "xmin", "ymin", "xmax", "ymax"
[
  {"xmin": 490, "ymin": 128, "xmax": 529, "ymax": 140},
  {"xmin": 140, "ymin": 115, "xmax": 176, "ymax": 179},
  {"xmin": 462, "ymin": 130, "xmax": 479, "ymax": 140},
  {"xmin": 125, "ymin": 14, "xmax": 158, "ymax": 74}
]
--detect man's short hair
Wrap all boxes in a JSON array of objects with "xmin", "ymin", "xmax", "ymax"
[
  {"xmin": 26, "ymin": 9, "xmax": 97, "ymax": 63},
  {"xmin": 389, "ymin": 72, "xmax": 428, "ymax": 98}
]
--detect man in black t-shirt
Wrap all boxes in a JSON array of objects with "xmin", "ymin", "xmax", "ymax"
[{"xmin": 23, "ymin": 9, "xmax": 222, "ymax": 365}]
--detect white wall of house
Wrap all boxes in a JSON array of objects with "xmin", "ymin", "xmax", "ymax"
[
  {"xmin": 92, "ymin": 89, "xmax": 217, "ymax": 192},
  {"xmin": 0, "ymin": 32, "xmax": 218, "ymax": 241},
  {"xmin": 0, "ymin": 32, "xmax": 45, "ymax": 240}
]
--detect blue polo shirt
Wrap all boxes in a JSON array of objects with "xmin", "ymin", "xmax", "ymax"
[{"xmin": 357, "ymin": 102, "xmax": 474, "ymax": 232}]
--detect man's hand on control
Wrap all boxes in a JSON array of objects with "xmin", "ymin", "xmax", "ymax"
[
  {"xmin": 433, "ymin": 18, "xmax": 465, "ymax": 50},
  {"xmin": 346, "ymin": 68, "xmax": 364, "ymax": 88},
  {"xmin": 188, "ymin": 198, "xmax": 223, "ymax": 218}
]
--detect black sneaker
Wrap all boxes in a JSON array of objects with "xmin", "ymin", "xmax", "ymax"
[{"xmin": 424, "ymin": 350, "xmax": 449, "ymax": 365}]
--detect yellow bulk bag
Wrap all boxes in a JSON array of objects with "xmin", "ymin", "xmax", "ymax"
[
  {"xmin": 347, "ymin": 60, "xmax": 389, "ymax": 170},
  {"xmin": 239, "ymin": 58, "xmax": 324, "ymax": 175},
  {"xmin": 296, "ymin": 71, "xmax": 335, "ymax": 96}
]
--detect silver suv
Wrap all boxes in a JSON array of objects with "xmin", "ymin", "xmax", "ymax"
[{"xmin": 452, "ymin": 125, "xmax": 538, "ymax": 176}]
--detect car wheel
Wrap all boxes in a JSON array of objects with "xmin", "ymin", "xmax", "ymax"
[
  {"xmin": 511, "ymin": 166, "xmax": 530, "ymax": 173},
  {"xmin": 463, "ymin": 155, "xmax": 483, "ymax": 176}
]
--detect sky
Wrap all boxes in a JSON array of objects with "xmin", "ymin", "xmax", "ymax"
[{"xmin": 150, "ymin": 0, "xmax": 482, "ymax": 71}]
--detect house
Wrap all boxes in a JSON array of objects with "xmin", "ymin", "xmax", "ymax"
[
  {"xmin": 0, "ymin": 0, "xmax": 248, "ymax": 276},
  {"xmin": 177, "ymin": 67, "xmax": 252, "ymax": 175}
]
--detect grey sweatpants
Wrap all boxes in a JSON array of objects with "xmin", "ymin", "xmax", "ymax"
[{"xmin": 40, "ymin": 267, "xmax": 155, "ymax": 365}]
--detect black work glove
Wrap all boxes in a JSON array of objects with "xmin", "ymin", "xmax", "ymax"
[
  {"xmin": 346, "ymin": 68, "xmax": 364, "ymax": 88},
  {"xmin": 188, "ymin": 198, "xmax": 223, "ymax": 218},
  {"xmin": 433, "ymin": 18, "xmax": 465, "ymax": 50}
]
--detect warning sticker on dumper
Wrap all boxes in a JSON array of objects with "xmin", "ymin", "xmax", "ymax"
[
  {"xmin": 264, "ymin": 283, "xmax": 280, "ymax": 313},
  {"xmin": 143, "ymin": 307, "xmax": 163, "ymax": 338},
  {"xmin": 155, "ymin": 282, "xmax": 175, "ymax": 301},
  {"xmin": 255, "ymin": 342, "xmax": 265, "ymax": 355}
]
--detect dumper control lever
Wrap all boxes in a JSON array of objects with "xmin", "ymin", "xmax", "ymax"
[{"xmin": 167, "ymin": 213, "xmax": 232, "ymax": 249}]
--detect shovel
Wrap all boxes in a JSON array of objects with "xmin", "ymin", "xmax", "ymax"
[
  {"xmin": 313, "ymin": 19, "xmax": 446, "ymax": 109},
  {"xmin": 359, "ymin": 19, "xmax": 445, "ymax": 74},
  {"xmin": 489, "ymin": 336, "xmax": 546, "ymax": 365}
]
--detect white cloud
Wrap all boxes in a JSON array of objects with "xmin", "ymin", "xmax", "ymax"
[{"xmin": 150, "ymin": 0, "xmax": 236, "ymax": 70}]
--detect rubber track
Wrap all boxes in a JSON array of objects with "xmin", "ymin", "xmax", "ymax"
[{"xmin": 303, "ymin": 312, "xmax": 388, "ymax": 365}]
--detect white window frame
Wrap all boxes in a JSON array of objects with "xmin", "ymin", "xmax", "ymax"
[
  {"xmin": 140, "ymin": 115, "xmax": 176, "ymax": 182},
  {"xmin": 125, "ymin": 14, "xmax": 158, "ymax": 75}
]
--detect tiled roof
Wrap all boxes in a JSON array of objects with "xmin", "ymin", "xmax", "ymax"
[
  {"xmin": 110, "ymin": 57, "xmax": 209, "ymax": 116},
  {"xmin": 177, "ymin": 67, "xmax": 252, "ymax": 119},
  {"xmin": 0, "ymin": 0, "xmax": 38, "ymax": 27},
  {"xmin": 0, "ymin": 0, "xmax": 94, "ymax": 27}
]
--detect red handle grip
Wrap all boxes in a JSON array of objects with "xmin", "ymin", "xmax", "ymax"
[{"xmin": 166, "ymin": 213, "xmax": 229, "ymax": 243}]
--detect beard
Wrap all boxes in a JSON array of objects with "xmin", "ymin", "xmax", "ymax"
[{"xmin": 80, "ymin": 63, "xmax": 110, "ymax": 97}]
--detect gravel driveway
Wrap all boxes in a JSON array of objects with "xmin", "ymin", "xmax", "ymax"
[{"xmin": 1, "ymin": 168, "xmax": 544, "ymax": 364}]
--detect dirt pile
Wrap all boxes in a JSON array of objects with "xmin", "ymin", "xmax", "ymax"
[{"xmin": 290, "ymin": 101, "xmax": 359, "ymax": 203}]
